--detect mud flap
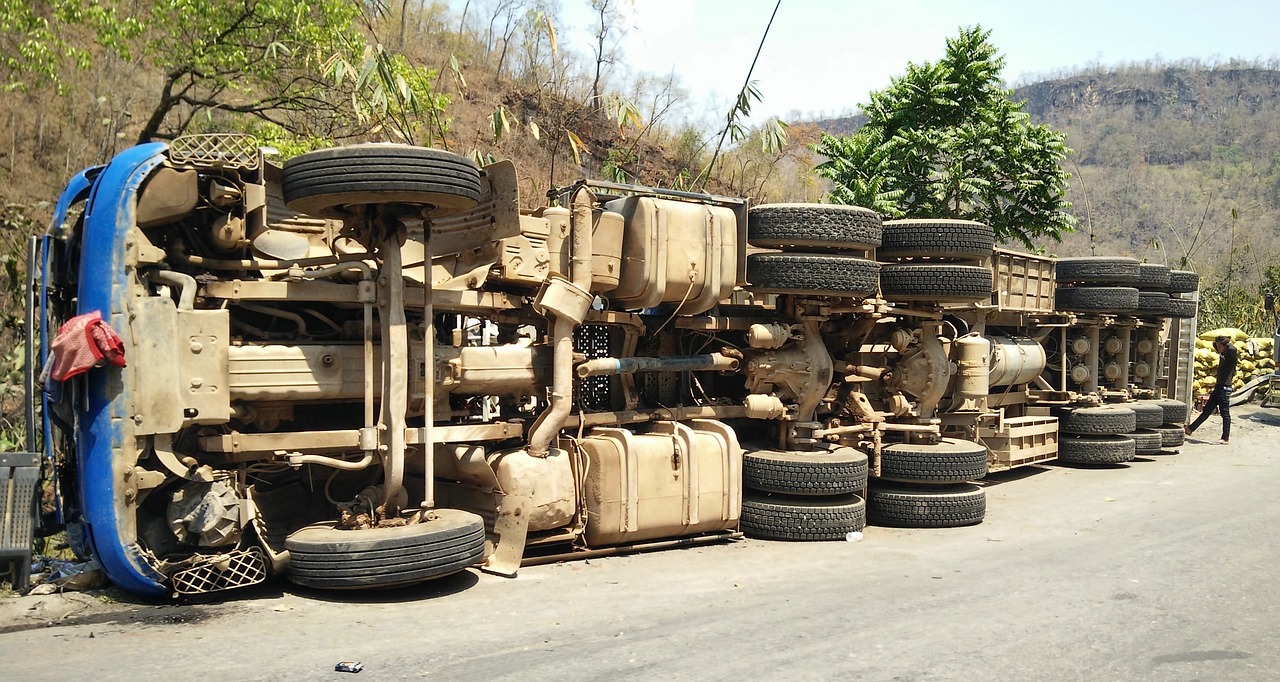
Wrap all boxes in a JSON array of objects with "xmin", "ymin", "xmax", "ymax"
[{"xmin": 481, "ymin": 494, "xmax": 530, "ymax": 577}]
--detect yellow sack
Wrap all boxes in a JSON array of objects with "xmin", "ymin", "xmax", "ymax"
[{"xmin": 1199, "ymin": 328, "xmax": 1248, "ymax": 342}]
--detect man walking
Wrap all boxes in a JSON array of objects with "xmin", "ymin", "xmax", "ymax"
[{"xmin": 1186, "ymin": 335, "xmax": 1239, "ymax": 444}]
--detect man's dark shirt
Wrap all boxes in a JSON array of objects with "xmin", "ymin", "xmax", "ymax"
[{"xmin": 1216, "ymin": 344, "xmax": 1239, "ymax": 388}]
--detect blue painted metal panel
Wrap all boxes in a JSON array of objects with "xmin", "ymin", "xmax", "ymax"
[{"xmin": 76, "ymin": 143, "xmax": 169, "ymax": 596}]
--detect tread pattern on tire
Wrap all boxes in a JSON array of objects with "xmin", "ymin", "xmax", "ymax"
[
  {"xmin": 1057, "ymin": 435, "xmax": 1136, "ymax": 464},
  {"xmin": 1055, "ymin": 286, "xmax": 1139, "ymax": 314},
  {"xmin": 880, "ymin": 264, "xmax": 993, "ymax": 303},
  {"xmin": 866, "ymin": 483, "xmax": 986, "ymax": 528},
  {"xmin": 1164, "ymin": 297, "xmax": 1198, "ymax": 318},
  {"xmin": 285, "ymin": 509, "xmax": 485, "ymax": 588},
  {"xmin": 878, "ymin": 219, "xmax": 995, "ymax": 260},
  {"xmin": 1152, "ymin": 398, "xmax": 1189, "ymax": 425},
  {"xmin": 1137, "ymin": 263, "xmax": 1172, "ymax": 290},
  {"xmin": 282, "ymin": 144, "xmax": 482, "ymax": 219},
  {"xmin": 1129, "ymin": 428, "xmax": 1163, "ymax": 454},
  {"xmin": 740, "ymin": 493, "xmax": 866, "ymax": 541},
  {"xmin": 874, "ymin": 438, "xmax": 989, "ymax": 484},
  {"xmin": 747, "ymin": 204, "xmax": 883, "ymax": 250},
  {"xmin": 1056, "ymin": 405, "xmax": 1137, "ymax": 435},
  {"xmin": 748, "ymin": 253, "xmax": 880, "ymax": 297},
  {"xmin": 1128, "ymin": 402, "xmax": 1165, "ymax": 429},
  {"xmin": 1137, "ymin": 291, "xmax": 1170, "ymax": 315},
  {"xmin": 1166, "ymin": 270, "xmax": 1200, "ymax": 294},
  {"xmin": 1155, "ymin": 424, "xmax": 1185, "ymax": 448},
  {"xmin": 743, "ymin": 447, "xmax": 869, "ymax": 496},
  {"xmin": 1055, "ymin": 257, "xmax": 1140, "ymax": 284}
]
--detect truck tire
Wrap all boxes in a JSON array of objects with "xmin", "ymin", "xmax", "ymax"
[
  {"xmin": 1057, "ymin": 435, "xmax": 1136, "ymax": 464},
  {"xmin": 1137, "ymin": 263, "xmax": 1172, "ymax": 290},
  {"xmin": 1129, "ymin": 429, "xmax": 1163, "ymax": 455},
  {"xmin": 879, "ymin": 264, "xmax": 993, "ymax": 303},
  {"xmin": 743, "ymin": 447, "xmax": 869, "ymax": 496},
  {"xmin": 1166, "ymin": 270, "xmax": 1200, "ymax": 294},
  {"xmin": 1055, "ymin": 405, "xmax": 1137, "ymax": 435},
  {"xmin": 1128, "ymin": 402, "xmax": 1165, "ymax": 429},
  {"xmin": 866, "ymin": 483, "xmax": 986, "ymax": 528},
  {"xmin": 877, "ymin": 219, "xmax": 995, "ymax": 260},
  {"xmin": 1164, "ymin": 297, "xmax": 1198, "ymax": 318},
  {"xmin": 747, "ymin": 204, "xmax": 882, "ymax": 250},
  {"xmin": 1155, "ymin": 424, "xmax": 1185, "ymax": 448},
  {"xmin": 748, "ymin": 253, "xmax": 880, "ymax": 297},
  {"xmin": 1055, "ymin": 286, "xmax": 1139, "ymax": 314},
  {"xmin": 1151, "ymin": 398, "xmax": 1189, "ymax": 424},
  {"xmin": 283, "ymin": 144, "xmax": 482, "ymax": 219},
  {"xmin": 1137, "ymin": 291, "xmax": 1170, "ymax": 315},
  {"xmin": 875, "ymin": 438, "xmax": 989, "ymax": 484},
  {"xmin": 740, "ymin": 493, "xmax": 866, "ymax": 541},
  {"xmin": 1054, "ymin": 257, "xmax": 1140, "ymax": 284},
  {"xmin": 285, "ymin": 509, "xmax": 485, "ymax": 589}
]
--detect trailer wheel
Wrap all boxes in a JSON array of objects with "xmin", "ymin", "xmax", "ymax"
[
  {"xmin": 743, "ymin": 447, "xmax": 869, "ymax": 496},
  {"xmin": 1054, "ymin": 286, "xmax": 1139, "ymax": 314},
  {"xmin": 879, "ymin": 263, "xmax": 993, "ymax": 303},
  {"xmin": 740, "ymin": 493, "xmax": 866, "ymax": 541},
  {"xmin": 747, "ymin": 204, "xmax": 882, "ymax": 250},
  {"xmin": 877, "ymin": 219, "xmax": 995, "ymax": 260},
  {"xmin": 1054, "ymin": 405, "xmax": 1137, "ymax": 435},
  {"xmin": 1155, "ymin": 423, "xmax": 1185, "ymax": 449},
  {"xmin": 874, "ymin": 438, "xmax": 988, "ymax": 484},
  {"xmin": 285, "ymin": 509, "xmax": 485, "ymax": 589},
  {"xmin": 866, "ymin": 483, "xmax": 986, "ymax": 528},
  {"xmin": 1129, "ymin": 429, "xmax": 1163, "ymax": 455},
  {"xmin": 1128, "ymin": 402, "xmax": 1165, "ymax": 429},
  {"xmin": 1056, "ymin": 435, "xmax": 1136, "ymax": 464},
  {"xmin": 1151, "ymin": 398, "xmax": 1189, "ymax": 425},
  {"xmin": 1166, "ymin": 270, "xmax": 1200, "ymax": 294},
  {"xmin": 282, "ymin": 144, "xmax": 482, "ymax": 219},
  {"xmin": 1164, "ymin": 297, "xmax": 1198, "ymax": 319},
  {"xmin": 1137, "ymin": 291, "xmax": 1170, "ymax": 316},
  {"xmin": 747, "ymin": 253, "xmax": 880, "ymax": 297},
  {"xmin": 1137, "ymin": 263, "xmax": 1172, "ymax": 290},
  {"xmin": 1054, "ymin": 256, "xmax": 1140, "ymax": 284}
]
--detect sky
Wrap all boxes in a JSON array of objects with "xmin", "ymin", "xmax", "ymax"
[{"xmin": 550, "ymin": 0, "xmax": 1280, "ymax": 125}]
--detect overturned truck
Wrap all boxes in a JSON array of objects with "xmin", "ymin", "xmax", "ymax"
[{"xmin": 33, "ymin": 135, "xmax": 1197, "ymax": 597}]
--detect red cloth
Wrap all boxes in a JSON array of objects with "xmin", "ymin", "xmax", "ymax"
[{"xmin": 49, "ymin": 311, "xmax": 126, "ymax": 381}]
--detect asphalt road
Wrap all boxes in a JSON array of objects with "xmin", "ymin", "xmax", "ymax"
[{"xmin": 4, "ymin": 407, "xmax": 1279, "ymax": 681}]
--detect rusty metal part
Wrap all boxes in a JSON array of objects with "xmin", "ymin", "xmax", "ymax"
[{"xmin": 575, "ymin": 352, "xmax": 739, "ymax": 378}]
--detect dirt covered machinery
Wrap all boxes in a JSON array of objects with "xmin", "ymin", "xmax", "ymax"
[{"xmin": 33, "ymin": 136, "xmax": 1196, "ymax": 598}]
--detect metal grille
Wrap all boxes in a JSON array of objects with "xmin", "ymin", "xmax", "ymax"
[
  {"xmin": 575, "ymin": 324, "xmax": 613, "ymax": 411},
  {"xmin": 169, "ymin": 134, "xmax": 261, "ymax": 170},
  {"xmin": 170, "ymin": 547, "xmax": 268, "ymax": 595}
]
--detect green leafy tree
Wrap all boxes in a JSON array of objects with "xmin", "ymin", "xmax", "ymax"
[{"xmin": 815, "ymin": 26, "xmax": 1076, "ymax": 248}]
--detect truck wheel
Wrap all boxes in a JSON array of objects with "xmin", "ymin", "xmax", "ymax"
[
  {"xmin": 1137, "ymin": 263, "xmax": 1171, "ymax": 290},
  {"xmin": 1164, "ymin": 297, "xmax": 1198, "ymax": 318},
  {"xmin": 1151, "ymin": 398, "xmax": 1189, "ymax": 425},
  {"xmin": 1057, "ymin": 435, "xmax": 1136, "ymax": 464},
  {"xmin": 1137, "ymin": 291, "xmax": 1170, "ymax": 316},
  {"xmin": 740, "ymin": 493, "xmax": 866, "ymax": 541},
  {"xmin": 743, "ymin": 447, "xmax": 868, "ymax": 496},
  {"xmin": 1129, "ymin": 429, "xmax": 1163, "ymax": 455},
  {"xmin": 1127, "ymin": 402, "xmax": 1165, "ymax": 429},
  {"xmin": 747, "ymin": 204, "xmax": 882, "ymax": 250},
  {"xmin": 1154, "ymin": 424, "xmax": 1185, "ymax": 449},
  {"xmin": 877, "ymin": 219, "xmax": 995, "ymax": 260},
  {"xmin": 1055, "ymin": 286, "xmax": 1139, "ymax": 314},
  {"xmin": 874, "ymin": 438, "xmax": 988, "ymax": 484},
  {"xmin": 866, "ymin": 483, "xmax": 985, "ymax": 528},
  {"xmin": 1166, "ymin": 270, "xmax": 1200, "ymax": 294},
  {"xmin": 1054, "ymin": 405, "xmax": 1137, "ymax": 435},
  {"xmin": 1054, "ymin": 256, "xmax": 1140, "ymax": 284},
  {"xmin": 285, "ymin": 509, "xmax": 485, "ymax": 589},
  {"xmin": 879, "ymin": 263, "xmax": 993, "ymax": 303},
  {"xmin": 747, "ymin": 253, "xmax": 879, "ymax": 297},
  {"xmin": 282, "ymin": 144, "xmax": 482, "ymax": 219}
]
